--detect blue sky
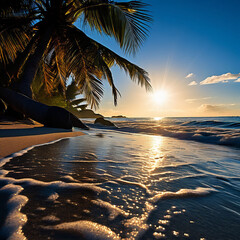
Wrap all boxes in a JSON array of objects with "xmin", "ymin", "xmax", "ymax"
[{"xmin": 79, "ymin": 0, "xmax": 240, "ymax": 117}]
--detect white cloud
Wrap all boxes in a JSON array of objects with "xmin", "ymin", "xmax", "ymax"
[
  {"xmin": 198, "ymin": 103, "xmax": 236, "ymax": 113},
  {"xmin": 199, "ymin": 104, "xmax": 225, "ymax": 112},
  {"xmin": 200, "ymin": 72, "xmax": 240, "ymax": 85},
  {"xmin": 185, "ymin": 73, "xmax": 194, "ymax": 78},
  {"xmin": 188, "ymin": 81, "xmax": 197, "ymax": 86}
]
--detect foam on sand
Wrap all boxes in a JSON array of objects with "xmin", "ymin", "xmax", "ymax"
[
  {"xmin": 91, "ymin": 199, "xmax": 129, "ymax": 220},
  {"xmin": 0, "ymin": 184, "xmax": 28, "ymax": 240},
  {"xmin": 0, "ymin": 175, "xmax": 110, "ymax": 239},
  {"xmin": 116, "ymin": 178, "xmax": 151, "ymax": 195},
  {"xmin": 150, "ymin": 187, "xmax": 217, "ymax": 203},
  {"xmin": 44, "ymin": 220, "xmax": 121, "ymax": 240}
]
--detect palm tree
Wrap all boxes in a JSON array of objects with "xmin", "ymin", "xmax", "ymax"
[{"xmin": 0, "ymin": 0, "xmax": 152, "ymax": 128}]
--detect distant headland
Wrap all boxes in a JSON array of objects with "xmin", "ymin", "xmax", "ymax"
[{"xmin": 111, "ymin": 115, "xmax": 127, "ymax": 118}]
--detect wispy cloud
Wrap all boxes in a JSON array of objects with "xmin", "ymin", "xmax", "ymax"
[
  {"xmin": 188, "ymin": 81, "xmax": 197, "ymax": 86},
  {"xmin": 185, "ymin": 99, "xmax": 197, "ymax": 103},
  {"xmin": 200, "ymin": 72, "xmax": 240, "ymax": 85},
  {"xmin": 185, "ymin": 97, "xmax": 212, "ymax": 103},
  {"xmin": 185, "ymin": 73, "xmax": 194, "ymax": 78}
]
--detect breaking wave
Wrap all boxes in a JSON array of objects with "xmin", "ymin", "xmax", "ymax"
[{"xmin": 86, "ymin": 117, "xmax": 240, "ymax": 148}]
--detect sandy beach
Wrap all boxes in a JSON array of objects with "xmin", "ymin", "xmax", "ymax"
[{"xmin": 0, "ymin": 121, "xmax": 85, "ymax": 159}]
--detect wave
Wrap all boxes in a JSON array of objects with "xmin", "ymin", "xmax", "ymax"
[
  {"xmin": 181, "ymin": 120, "xmax": 240, "ymax": 128},
  {"xmin": 86, "ymin": 117, "xmax": 240, "ymax": 148}
]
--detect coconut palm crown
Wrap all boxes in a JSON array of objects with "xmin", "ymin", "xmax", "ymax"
[{"xmin": 0, "ymin": 0, "xmax": 152, "ymax": 108}]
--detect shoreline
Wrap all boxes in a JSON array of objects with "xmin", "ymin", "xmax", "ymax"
[{"xmin": 0, "ymin": 121, "xmax": 85, "ymax": 159}]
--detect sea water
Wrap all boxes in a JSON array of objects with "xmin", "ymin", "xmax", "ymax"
[{"xmin": 0, "ymin": 117, "xmax": 240, "ymax": 239}]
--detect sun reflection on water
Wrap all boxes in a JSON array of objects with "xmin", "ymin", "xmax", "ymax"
[
  {"xmin": 147, "ymin": 136, "xmax": 165, "ymax": 172},
  {"xmin": 153, "ymin": 117, "xmax": 163, "ymax": 121}
]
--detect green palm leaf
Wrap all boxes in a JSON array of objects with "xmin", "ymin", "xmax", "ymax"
[{"xmin": 78, "ymin": 0, "xmax": 152, "ymax": 54}]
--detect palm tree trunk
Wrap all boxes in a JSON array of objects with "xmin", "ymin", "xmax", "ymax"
[{"xmin": 18, "ymin": 25, "xmax": 53, "ymax": 98}]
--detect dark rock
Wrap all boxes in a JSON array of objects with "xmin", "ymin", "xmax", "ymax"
[
  {"xmin": 45, "ymin": 106, "xmax": 89, "ymax": 129},
  {"xmin": 0, "ymin": 87, "xmax": 88, "ymax": 130},
  {"xmin": 45, "ymin": 106, "xmax": 72, "ymax": 129},
  {"xmin": 94, "ymin": 117, "xmax": 115, "ymax": 127},
  {"xmin": 70, "ymin": 113, "xmax": 89, "ymax": 130},
  {"xmin": 5, "ymin": 106, "xmax": 25, "ymax": 119}
]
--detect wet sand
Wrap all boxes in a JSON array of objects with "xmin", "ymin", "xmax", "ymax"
[{"xmin": 0, "ymin": 121, "xmax": 84, "ymax": 159}]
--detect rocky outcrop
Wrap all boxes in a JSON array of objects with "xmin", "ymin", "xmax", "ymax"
[
  {"xmin": 0, "ymin": 87, "xmax": 88, "ymax": 130},
  {"xmin": 94, "ymin": 117, "xmax": 115, "ymax": 127}
]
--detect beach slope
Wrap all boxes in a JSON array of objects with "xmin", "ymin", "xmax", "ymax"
[{"xmin": 0, "ymin": 121, "xmax": 84, "ymax": 159}]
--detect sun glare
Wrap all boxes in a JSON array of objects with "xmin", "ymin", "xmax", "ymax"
[
  {"xmin": 152, "ymin": 90, "xmax": 169, "ymax": 105},
  {"xmin": 154, "ymin": 117, "xmax": 163, "ymax": 121}
]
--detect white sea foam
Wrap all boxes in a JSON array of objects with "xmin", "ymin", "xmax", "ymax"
[
  {"xmin": 91, "ymin": 199, "xmax": 129, "ymax": 220},
  {"xmin": 1, "ymin": 176, "xmax": 110, "ymax": 194},
  {"xmin": 60, "ymin": 175, "xmax": 79, "ymax": 182},
  {"xmin": 124, "ymin": 201, "xmax": 155, "ymax": 239},
  {"xmin": 0, "ymin": 176, "xmax": 110, "ymax": 239},
  {"xmin": 0, "ymin": 184, "xmax": 28, "ymax": 240},
  {"xmin": 47, "ymin": 192, "xmax": 59, "ymax": 202},
  {"xmin": 150, "ymin": 187, "xmax": 216, "ymax": 203},
  {"xmin": 116, "ymin": 178, "xmax": 151, "ymax": 195},
  {"xmin": 42, "ymin": 215, "xmax": 60, "ymax": 223},
  {"xmin": 44, "ymin": 220, "xmax": 121, "ymax": 240}
]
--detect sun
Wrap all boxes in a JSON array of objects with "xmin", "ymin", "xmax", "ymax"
[{"xmin": 152, "ymin": 90, "xmax": 169, "ymax": 105}]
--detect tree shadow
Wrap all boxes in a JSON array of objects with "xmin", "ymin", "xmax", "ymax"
[{"xmin": 0, "ymin": 127, "xmax": 71, "ymax": 137}]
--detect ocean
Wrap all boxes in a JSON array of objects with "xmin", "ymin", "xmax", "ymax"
[{"xmin": 0, "ymin": 117, "xmax": 240, "ymax": 239}]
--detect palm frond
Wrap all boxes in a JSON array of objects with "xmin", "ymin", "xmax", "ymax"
[
  {"xmin": 0, "ymin": 27, "xmax": 30, "ymax": 66},
  {"xmin": 48, "ymin": 25, "xmax": 151, "ymax": 107},
  {"xmin": 42, "ymin": 61, "xmax": 57, "ymax": 95},
  {"xmin": 68, "ymin": 26, "xmax": 152, "ymax": 92},
  {"xmin": 82, "ymin": 73, "xmax": 103, "ymax": 109},
  {"xmin": 0, "ymin": 1, "xmax": 36, "ymax": 67},
  {"xmin": 78, "ymin": 0, "xmax": 152, "ymax": 54},
  {"xmin": 94, "ymin": 53, "xmax": 120, "ymax": 105},
  {"xmin": 58, "ymin": 26, "xmax": 104, "ymax": 108}
]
